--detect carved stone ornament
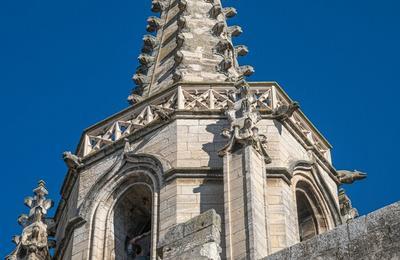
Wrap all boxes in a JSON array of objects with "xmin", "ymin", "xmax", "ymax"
[
  {"xmin": 6, "ymin": 181, "xmax": 55, "ymax": 260},
  {"xmin": 219, "ymin": 79, "xmax": 272, "ymax": 163},
  {"xmin": 272, "ymin": 101, "xmax": 299, "ymax": 121},
  {"xmin": 337, "ymin": 170, "xmax": 367, "ymax": 184},
  {"xmin": 339, "ymin": 188, "xmax": 359, "ymax": 222},
  {"xmin": 62, "ymin": 151, "xmax": 83, "ymax": 171}
]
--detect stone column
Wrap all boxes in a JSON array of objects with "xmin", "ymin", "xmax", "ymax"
[{"xmin": 223, "ymin": 145, "xmax": 269, "ymax": 259}]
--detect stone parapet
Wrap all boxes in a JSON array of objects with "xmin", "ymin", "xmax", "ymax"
[{"xmin": 265, "ymin": 201, "xmax": 400, "ymax": 260}]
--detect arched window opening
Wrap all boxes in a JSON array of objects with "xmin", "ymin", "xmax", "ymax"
[
  {"xmin": 114, "ymin": 184, "xmax": 152, "ymax": 260},
  {"xmin": 296, "ymin": 190, "xmax": 318, "ymax": 241},
  {"xmin": 295, "ymin": 181, "xmax": 329, "ymax": 242}
]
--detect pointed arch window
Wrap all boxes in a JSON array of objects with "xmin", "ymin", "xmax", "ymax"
[
  {"xmin": 295, "ymin": 181, "xmax": 328, "ymax": 242},
  {"xmin": 113, "ymin": 184, "xmax": 153, "ymax": 260}
]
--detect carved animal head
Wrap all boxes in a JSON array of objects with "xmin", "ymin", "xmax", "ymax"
[
  {"xmin": 338, "ymin": 170, "xmax": 367, "ymax": 184},
  {"xmin": 62, "ymin": 151, "xmax": 82, "ymax": 170}
]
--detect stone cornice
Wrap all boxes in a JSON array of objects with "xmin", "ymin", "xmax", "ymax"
[{"xmin": 265, "ymin": 167, "xmax": 292, "ymax": 185}]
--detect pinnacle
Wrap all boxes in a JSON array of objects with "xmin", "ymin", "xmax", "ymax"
[
  {"xmin": 6, "ymin": 180, "xmax": 55, "ymax": 259},
  {"xmin": 128, "ymin": 0, "xmax": 254, "ymax": 105}
]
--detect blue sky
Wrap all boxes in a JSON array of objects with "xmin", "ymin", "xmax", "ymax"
[{"xmin": 0, "ymin": 0, "xmax": 399, "ymax": 256}]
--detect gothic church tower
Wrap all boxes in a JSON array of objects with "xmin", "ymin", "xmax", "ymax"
[{"xmin": 7, "ymin": 0, "xmax": 366, "ymax": 259}]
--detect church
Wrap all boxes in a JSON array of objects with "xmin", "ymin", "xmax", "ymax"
[{"xmin": 6, "ymin": 0, "xmax": 399, "ymax": 259}]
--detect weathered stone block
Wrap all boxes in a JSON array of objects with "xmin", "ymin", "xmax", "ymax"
[{"xmin": 158, "ymin": 209, "xmax": 222, "ymax": 260}]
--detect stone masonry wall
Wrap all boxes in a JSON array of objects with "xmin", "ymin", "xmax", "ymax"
[
  {"xmin": 265, "ymin": 201, "xmax": 400, "ymax": 260},
  {"xmin": 266, "ymin": 178, "xmax": 298, "ymax": 254}
]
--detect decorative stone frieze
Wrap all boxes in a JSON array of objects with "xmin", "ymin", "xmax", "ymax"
[{"xmin": 81, "ymin": 82, "xmax": 331, "ymax": 159}]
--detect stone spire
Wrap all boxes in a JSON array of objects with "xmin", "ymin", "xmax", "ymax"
[
  {"xmin": 6, "ymin": 181, "xmax": 55, "ymax": 260},
  {"xmin": 128, "ymin": 0, "xmax": 254, "ymax": 104}
]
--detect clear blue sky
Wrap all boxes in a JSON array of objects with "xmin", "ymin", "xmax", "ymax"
[{"xmin": 0, "ymin": 0, "xmax": 399, "ymax": 256}]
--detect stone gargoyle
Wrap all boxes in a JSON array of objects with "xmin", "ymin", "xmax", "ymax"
[
  {"xmin": 62, "ymin": 151, "xmax": 83, "ymax": 171},
  {"xmin": 337, "ymin": 170, "xmax": 367, "ymax": 184}
]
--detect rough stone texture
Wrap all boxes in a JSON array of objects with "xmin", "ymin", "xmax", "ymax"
[
  {"xmin": 265, "ymin": 201, "xmax": 400, "ymax": 260},
  {"xmin": 158, "ymin": 209, "xmax": 222, "ymax": 260}
]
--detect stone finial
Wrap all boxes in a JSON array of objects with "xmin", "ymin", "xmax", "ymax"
[
  {"xmin": 6, "ymin": 181, "xmax": 55, "ymax": 260},
  {"xmin": 219, "ymin": 79, "xmax": 272, "ymax": 163},
  {"xmin": 339, "ymin": 189, "xmax": 359, "ymax": 222},
  {"xmin": 337, "ymin": 170, "xmax": 367, "ymax": 184}
]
